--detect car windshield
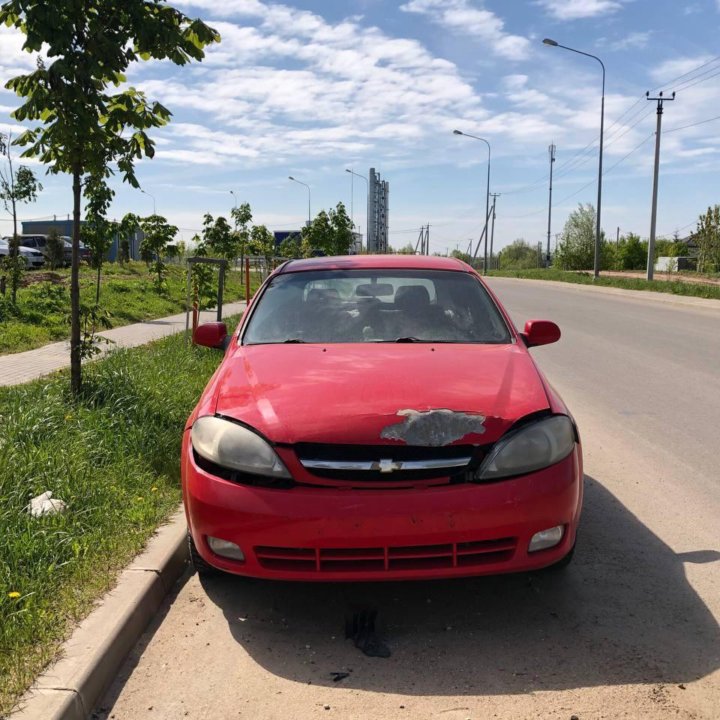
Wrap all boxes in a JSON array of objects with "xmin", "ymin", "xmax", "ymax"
[{"xmin": 243, "ymin": 269, "xmax": 512, "ymax": 345}]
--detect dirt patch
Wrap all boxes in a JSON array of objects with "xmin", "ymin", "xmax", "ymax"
[{"xmin": 20, "ymin": 272, "xmax": 67, "ymax": 287}]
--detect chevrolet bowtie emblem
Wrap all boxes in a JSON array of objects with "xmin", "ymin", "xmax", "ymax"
[{"xmin": 376, "ymin": 459, "xmax": 402, "ymax": 473}]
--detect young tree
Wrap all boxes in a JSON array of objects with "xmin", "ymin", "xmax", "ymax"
[
  {"xmin": 118, "ymin": 212, "xmax": 142, "ymax": 266},
  {"xmin": 695, "ymin": 205, "xmax": 720, "ymax": 273},
  {"xmin": 617, "ymin": 233, "xmax": 647, "ymax": 270},
  {"xmin": 202, "ymin": 213, "xmax": 236, "ymax": 260},
  {"xmin": 278, "ymin": 232, "xmax": 302, "ymax": 259},
  {"xmin": 555, "ymin": 203, "xmax": 605, "ymax": 271},
  {"xmin": 230, "ymin": 202, "xmax": 252, "ymax": 266},
  {"xmin": 301, "ymin": 202, "xmax": 354, "ymax": 257},
  {"xmin": 189, "ymin": 235, "xmax": 213, "ymax": 308},
  {"xmin": 249, "ymin": 224, "xmax": 276, "ymax": 267},
  {"xmin": 0, "ymin": 0, "xmax": 219, "ymax": 395},
  {"xmin": 498, "ymin": 239, "xmax": 538, "ymax": 270},
  {"xmin": 140, "ymin": 214, "xmax": 178, "ymax": 290},
  {"xmin": 0, "ymin": 132, "xmax": 42, "ymax": 303},
  {"xmin": 82, "ymin": 175, "xmax": 116, "ymax": 304},
  {"xmin": 46, "ymin": 228, "xmax": 66, "ymax": 270}
]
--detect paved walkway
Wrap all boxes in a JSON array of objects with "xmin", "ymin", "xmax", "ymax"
[{"xmin": 0, "ymin": 302, "xmax": 246, "ymax": 387}]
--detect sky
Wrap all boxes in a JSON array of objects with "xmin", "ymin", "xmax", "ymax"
[{"xmin": 1, "ymin": 0, "xmax": 719, "ymax": 255}]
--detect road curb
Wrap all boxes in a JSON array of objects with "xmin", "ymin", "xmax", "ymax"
[{"xmin": 11, "ymin": 509, "xmax": 189, "ymax": 720}]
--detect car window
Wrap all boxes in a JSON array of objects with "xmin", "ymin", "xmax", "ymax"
[{"xmin": 243, "ymin": 269, "xmax": 512, "ymax": 345}]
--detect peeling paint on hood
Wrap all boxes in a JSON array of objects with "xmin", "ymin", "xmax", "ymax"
[{"xmin": 380, "ymin": 409, "xmax": 486, "ymax": 446}]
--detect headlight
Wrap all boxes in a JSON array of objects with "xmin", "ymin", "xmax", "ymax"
[
  {"xmin": 191, "ymin": 416, "xmax": 290, "ymax": 478},
  {"xmin": 475, "ymin": 415, "xmax": 575, "ymax": 481}
]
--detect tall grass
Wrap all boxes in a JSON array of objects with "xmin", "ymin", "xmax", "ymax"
[
  {"xmin": 0, "ymin": 323, "xmax": 235, "ymax": 714},
  {"xmin": 488, "ymin": 268, "xmax": 720, "ymax": 300}
]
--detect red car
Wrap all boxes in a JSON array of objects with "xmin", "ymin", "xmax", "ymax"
[{"xmin": 184, "ymin": 255, "xmax": 582, "ymax": 581}]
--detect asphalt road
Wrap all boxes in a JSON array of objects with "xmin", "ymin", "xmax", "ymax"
[{"xmin": 96, "ymin": 279, "xmax": 720, "ymax": 720}]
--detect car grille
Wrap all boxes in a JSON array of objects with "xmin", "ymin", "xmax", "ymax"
[
  {"xmin": 254, "ymin": 537, "xmax": 516, "ymax": 573},
  {"xmin": 295, "ymin": 443, "xmax": 483, "ymax": 483}
]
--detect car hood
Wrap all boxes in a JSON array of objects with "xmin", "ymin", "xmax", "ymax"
[{"xmin": 212, "ymin": 343, "xmax": 549, "ymax": 446}]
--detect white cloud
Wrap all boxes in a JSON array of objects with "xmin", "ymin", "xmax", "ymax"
[
  {"xmin": 650, "ymin": 55, "xmax": 714, "ymax": 84},
  {"xmin": 399, "ymin": 0, "xmax": 530, "ymax": 60},
  {"xmin": 607, "ymin": 31, "xmax": 652, "ymax": 51},
  {"xmin": 132, "ymin": 1, "xmax": 492, "ymax": 169},
  {"xmin": 0, "ymin": 25, "xmax": 38, "ymax": 87},
  {"xmin": 537, "ymin": 0, "xmax": 625, "ymax": 20}
]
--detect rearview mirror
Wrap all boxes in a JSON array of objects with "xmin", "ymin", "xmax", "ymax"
[
  {"xmin": 193, "ymin": 322, "xmax": 229, "ymax": 350},
  {"xmin": 521, "ymin": 320, "xmax": 560, "ymax": 348}
]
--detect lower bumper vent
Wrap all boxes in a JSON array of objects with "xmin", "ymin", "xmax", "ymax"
[{"xmin": 255, "ymin": 537, "xmax": 516, "ymax": 573}]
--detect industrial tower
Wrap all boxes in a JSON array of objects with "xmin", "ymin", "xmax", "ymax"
[{"xmin": 367, "ymin": 168, "xmax": 389, "ymax": 253}]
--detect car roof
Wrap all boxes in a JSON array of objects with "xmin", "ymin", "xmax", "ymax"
[{"xmin": 279, "ymin": 254, "xmax": 473, "ymax": 274}]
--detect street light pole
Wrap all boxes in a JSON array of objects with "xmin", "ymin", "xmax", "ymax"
[
  {"xmin": 543, "ymin": 38, "xmax": 605, "ymax": 279},
  {"xmin": 345, "ymin": 169, "xmax": 369, "ymax": 250},
  {"xmin": 140, "ymin": 188, "xmax": 156, "ymax": 215},
  {"xmin": 547, "ymin": 143, "xmax": 556, "ymax": 267},
  {"xmin": 453, "ymin": 130, "xmax": 491, "ymax": 274},
  {"xmin": 230, "ymin": 190, "xmax": 237, "ymax": 209},
  {"xmin": 288, "ymin": 176, "xmax": 311, "ymax": 226}
]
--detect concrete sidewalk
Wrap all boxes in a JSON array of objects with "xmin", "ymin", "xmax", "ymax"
[{"xmin": 0, "ymin": 302, "xmax": 246, "ymax": 387}]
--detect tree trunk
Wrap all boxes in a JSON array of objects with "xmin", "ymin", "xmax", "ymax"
[
  {"xmin": 71, "ymin": 168, "xmax": 82, "ymax": 396},
  {"xmin": 9, "ymin": 140, "xmax": 19, "ymax": 305},
  {"xmin": 10, "ymin": 194, "xmax": 18, "ymax": 304},
  {"xmin": 96, "ymin": 262, "xmax": 101, "ymax": 306}
]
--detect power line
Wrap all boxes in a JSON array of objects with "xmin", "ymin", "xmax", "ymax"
[
  {"xmin": 663, "ymin": 114, "xmax": 720, "ymax": 134},
  {"xmin": 504, "ymin": 132, "xmax": 654, "ymax": 219},
  {"xmin": 501, "ymin": 55, "xmax": 720, "ymax": 194},
  {"xmin": 669, "ymin": 64, "xmax": 720, "ymax": 93},
  {"xmin": 654, "ymin": 55, "xmax": 720, "ymax": 90}
]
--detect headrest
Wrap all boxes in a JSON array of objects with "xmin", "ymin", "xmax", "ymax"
[{"xmin": 395, "ymin": 284, "xmax": 430, "ymax": 309}]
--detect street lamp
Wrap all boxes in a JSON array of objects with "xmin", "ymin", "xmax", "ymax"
[
  {"xmin": 288, "ymin": 176, "xmax": 311, "ymax": 226},
  {"xmin": 140, "ymin": 188, "xmax": 156, "ymax": 215},
  {"xmin": 345, "ymin": 168, "xmax": 368, "ymax": 249},
  {"xmin": 229, "ymin": 189, "xmax": 237, "ymax": 209},
  {"xmin": 453, "ymin": 129, "xmax": 491, "ymax": 274},
  {"xmin": 543, "ymin": 37, "xmax": 605, "ymax": 279}
]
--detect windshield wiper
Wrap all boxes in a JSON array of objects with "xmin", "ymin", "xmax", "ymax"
[
  {"xmin": 282, "ymin": 338, "xmax": 306, "ymax": 343},
  {"xmin": 381, "ymin": 337, "xmax": 457, "ymax": 343}
]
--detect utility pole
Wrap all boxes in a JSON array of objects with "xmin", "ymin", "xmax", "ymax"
[
  {"xmin": 546, "ymin": 143, "xmax": 556, "ymax": 267},
  {"xmin": 616, "ymin": 226, "xmax": 620, "ymax": 246},
  {"xmin": 414, "ymin": 224, "xmax": 430, "ymax": 254},
  {"xmin": 646, "ymin": 90, "xmax": 675, "ymax": 281},
  {"xmin": 489, "ymin": 193, "xmax": 500, "ymax": 270}
]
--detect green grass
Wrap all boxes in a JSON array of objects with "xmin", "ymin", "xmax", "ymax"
[
  {"xmin": 0, "ymin": 261, "xmax": 256, "ymax": 355},
  {"xmin": 0, "ymin": 321, "xmax": 238, "ymax": 715},
  {"xmin": 488, "ymin": 268, "xmax": 720, "ymax": 301}
]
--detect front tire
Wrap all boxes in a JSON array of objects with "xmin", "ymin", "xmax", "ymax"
[
  {"xmin": 543, "ymin": 540, "xmax": 576, "ymax": 572},
  {"xmin": 187, "ymin": 531, "xmax": 220, "ymax": 578}
]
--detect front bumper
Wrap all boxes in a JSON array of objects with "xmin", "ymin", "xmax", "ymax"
[{"xmin": 182, "ymin": 434, "xmax": 583, "ymax": 581}]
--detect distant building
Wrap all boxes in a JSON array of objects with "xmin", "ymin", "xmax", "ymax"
[
  {"xmin": 367, "ymin": 168, "xmax": 389, "ymax": 253},
  {"xmin": 351, "ymin": 231, "xmax": 363, "ymax": 254}
]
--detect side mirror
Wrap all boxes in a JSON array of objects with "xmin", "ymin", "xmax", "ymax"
[
  {"xmin": 521, "ymin": 320, "xmax": 560, "ymax": 348},
  {"xmin": 193, "ymin": 322, "xmax": 229, "ymax": 350}
]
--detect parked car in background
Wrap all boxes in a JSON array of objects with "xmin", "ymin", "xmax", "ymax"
[
  {"xmin": 184, "ymin": 255, "xmax": 583, "ymax": 582},
  {"xmin": 0, "ymin": 237, "xmax": 45, "ymax": 268},
  {"xmin": 16, "ymin": 234, "xmax": 91, "ymax": 266}
]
